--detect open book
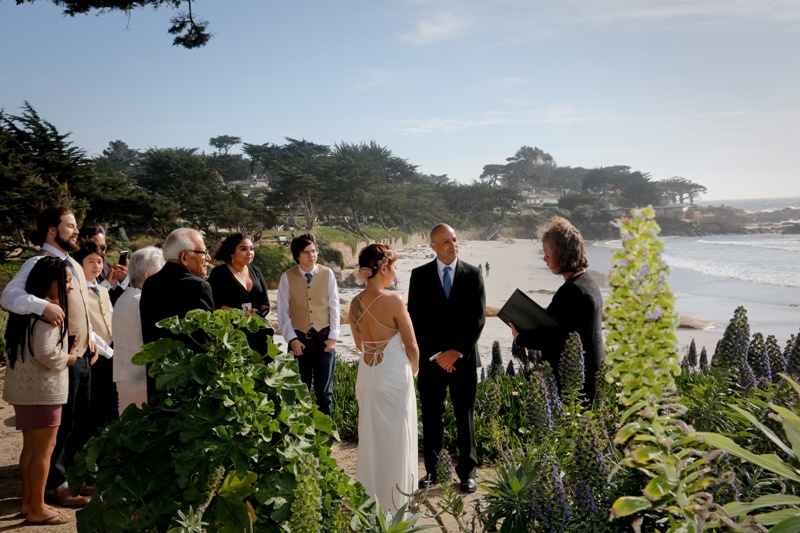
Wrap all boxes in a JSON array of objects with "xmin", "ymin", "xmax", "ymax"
[{"xmin": 497, "ymin": 289, "xmax": 559, "ymax": 331}]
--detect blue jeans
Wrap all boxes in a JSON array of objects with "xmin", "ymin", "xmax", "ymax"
[{"xmin": 294, "ymin": 332, "xmax": 335, "ymax": 416}]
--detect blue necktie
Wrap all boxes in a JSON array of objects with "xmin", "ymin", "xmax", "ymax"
[
  {"xmin": 443, "ymin": 266, "xmax": 452, "ymax": 298},
  {"xmin": 89, "ymin": 284, "xmax": 100, "ymax": 297},
  {"xmin": 305, "ymin": 272, "xmax": 313, "ymax": 284}
]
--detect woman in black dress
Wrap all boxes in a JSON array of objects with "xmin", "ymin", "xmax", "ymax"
[
  {"xmin": 208, "ymin": 233, "xmax": 273, "ymax": 352},
  {"xmin": 509, "ymin": 216, "xmax": 605, "ymax": 402}
]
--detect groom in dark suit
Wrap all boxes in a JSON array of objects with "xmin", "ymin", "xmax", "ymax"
[{"xmin": 408, "ymin": 223, "xmax": 486, "ymax": 493}]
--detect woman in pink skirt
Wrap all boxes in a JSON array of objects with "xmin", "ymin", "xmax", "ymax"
[{"xmin": 3, "ymin": 257, "xmax": 81, "ymax": 525}]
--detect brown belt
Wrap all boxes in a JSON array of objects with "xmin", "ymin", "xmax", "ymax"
[{"xmin": 296, "ymin": 326, "xmax": 330, "ymax": 340}]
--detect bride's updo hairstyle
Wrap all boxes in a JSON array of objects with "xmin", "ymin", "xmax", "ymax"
[{"xmin": 355, "ymin": 244, "xmax": 397, "ymax": 285}]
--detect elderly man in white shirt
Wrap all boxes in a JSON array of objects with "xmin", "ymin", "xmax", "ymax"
[{"xmin": 111, "ymin": 247, "xmax": 165, "ymax": 414}]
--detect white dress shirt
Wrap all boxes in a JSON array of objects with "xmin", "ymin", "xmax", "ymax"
[{"xmin": 276, "ymin": 264, "xmax": 340, "ymax": 343}]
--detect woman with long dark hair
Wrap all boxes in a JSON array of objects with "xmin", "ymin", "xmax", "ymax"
[
  {"xmin": 3, "ymin": 257, "xmax": 81, "ymax": 525},
  {"xmin": 208, "ymin": 233, "xmax": 273, "ymax": 353}
]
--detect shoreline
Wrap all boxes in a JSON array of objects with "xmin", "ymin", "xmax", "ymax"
[{"xmin": 268, "ymin": 238, "xmax": 724, "ymax": 366}]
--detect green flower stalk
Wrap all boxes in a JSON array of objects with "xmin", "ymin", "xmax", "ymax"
[
  {"xmin": 288, "ymin": 453, "xmax": 322, "ymax": 533},
  {"xmin": 604, "ymin": 208, "xmax": 717, "ymax": 532}
]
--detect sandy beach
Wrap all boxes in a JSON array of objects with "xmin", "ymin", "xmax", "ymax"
[{"xmin": 272, "ymin": 238, "xmax": 724, "ymax": 366}]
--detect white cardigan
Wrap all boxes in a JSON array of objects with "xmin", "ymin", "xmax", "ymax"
[
  {"xmin": 3, "ymin": 320, "xmax": 69, "ymax": 406},
  {"xmin": 111, "ymin": 287, "xmax": 146, "ymax": 385}
]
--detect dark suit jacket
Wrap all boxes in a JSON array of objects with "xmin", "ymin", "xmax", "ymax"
[
  {"xmin": 408, "ymin": 259, "xmax": 486, "ymax": 368},
  {"xmin": 516, "ymin": 273, "xmax": 605, "ymax": 400},
  {"xmin": 139, "ymin": 261, "xmax": 214, "ymax": 398}
]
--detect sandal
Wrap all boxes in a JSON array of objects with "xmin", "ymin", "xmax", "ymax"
[{"xmin": 23, "ymin": 513, "xmax": 71, "ymax": 526}]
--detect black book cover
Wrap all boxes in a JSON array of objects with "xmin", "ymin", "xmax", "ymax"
[{"xmin": 497, "ymin": 288, "xmax": 559, "ymax": 330}]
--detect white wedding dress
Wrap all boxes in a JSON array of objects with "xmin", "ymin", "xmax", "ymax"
[{"xmin": 354, "ymin": 295, "xmax": 418, "ymax": 512}]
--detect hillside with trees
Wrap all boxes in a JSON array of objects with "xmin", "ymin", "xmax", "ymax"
[{"xmin": 8, "ymin": 101, "xmax": 789, "ymax": 260}]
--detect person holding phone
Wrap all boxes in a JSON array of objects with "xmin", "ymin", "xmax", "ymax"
[
  {"xmin": 79, "ymin": 227, "xmax": 128, "ymax": 305},
  {"xmin": 72, "ymin": 242, "xmax": 119, "ymax": 432}
]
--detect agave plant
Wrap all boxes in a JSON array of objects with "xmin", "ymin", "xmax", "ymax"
[{"xmin": 697, "ymin": 374, "xmax": 800, "ymax": 532}]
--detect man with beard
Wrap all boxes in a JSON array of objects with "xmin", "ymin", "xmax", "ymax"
[{"xmin": 1, "ymin": 207, "xmax": 99, "ymax": 507}]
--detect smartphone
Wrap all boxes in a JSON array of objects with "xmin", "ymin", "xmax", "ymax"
[{"xmin": 118, "ymin": 250, "xmax": 129, "ymax": 267}]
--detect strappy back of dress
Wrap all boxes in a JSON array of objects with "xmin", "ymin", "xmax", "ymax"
[{"xmin": 355, "ymin": 294, "xmax": 398, "ymax": 367}]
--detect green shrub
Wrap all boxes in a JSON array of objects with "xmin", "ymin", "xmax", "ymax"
[
  {"xmin": 331, "ymin": 359, "xmax": 360, "ymax": 442},
  {"xmin": 253, "ymin": 245, "xmax": 295, "ymax": 286},
  {"xmin": 317, "ymin": 241, "xmax": 344, "ymax": 269},
  {"xmin": 68, "ymin": 310, "xmax": 374, "ymax": 532},
  {"xmin": 0, "ymin": 261, "xmax": 23, "ymax": 294}
]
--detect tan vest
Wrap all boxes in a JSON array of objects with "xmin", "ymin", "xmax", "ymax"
[
  {"xmin": 40, "ymin": 251, "xmax": 91, "ymax": 353},
  {"xmin": 287, "ymin": 265, "xmax": 333, "ymax": 333},
  {"xmin": 87, "ymin": 284, "xmax": 112, "ymax": 345}
]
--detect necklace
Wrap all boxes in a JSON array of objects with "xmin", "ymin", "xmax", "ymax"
[
  {"xmin": 565, "ymin": 268, "xmax": 586, "ymax": 281},
  {"xmin": 230, "ymin": 263, "xmax": 247, "ymax": 283}
]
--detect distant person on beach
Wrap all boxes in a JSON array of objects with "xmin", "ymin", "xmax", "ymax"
[
  {"xmin": 509, "ymin": 216, "xmax": 605, "ymax": 401},
  {"xmin": 140, "ymin": 228, "xmax": 215, "ymax": 401},
  {"xmin": 1, "ymin": 207, "xmax": 96, "ymax": 508},
  {"xmin": 113, "ymin": 247, "xmax": 165, "ymax": 413},
  {"xmin": 349, "ymin": 243, "xmax": 419, "ymax": 511},
  {"xmin": 478, "ymin": 263, "xmax": 483, "ymax": 276},
  {"xmin": 408, "ymin": 223, "xmax": 485, "ymax": 494},
  {"xmin": 2, "ymin": 257, "xmax": 81, "ymax": 525},
  {"xmin": 277, "ymin": 233, "xmax": 340, "ymax": 415},
  {"xmin": 208, "ymin": 233, "xmax": 273, "ymax": 354},
  {"xmin": 485, "ymin": 262, "xmax": 490, "ymax": 276}
]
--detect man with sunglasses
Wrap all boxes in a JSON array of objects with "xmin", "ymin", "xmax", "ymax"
[{"xmin": 140, "ymin": 228, "xmax": 214, "ymax": 401}]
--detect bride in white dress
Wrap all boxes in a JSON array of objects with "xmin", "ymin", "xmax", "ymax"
[{"xmin": 349, "ymin": 244, "xmax": 420, "ymax": 512}]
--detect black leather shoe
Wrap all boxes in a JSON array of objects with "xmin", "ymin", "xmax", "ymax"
[
  {"xmin": 460, "ymin": 477, "xmax": 477, "ymax": 493},
  {"xmin": 418, "ymin": 474, "xmax": 438, "ymax": 489}
]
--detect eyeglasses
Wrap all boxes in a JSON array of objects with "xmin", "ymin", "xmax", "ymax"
[
  {"xmin": 300, "ymin": 250, "xmax": 318, "ymax": 256},
  {"xmin": 187, "ymin": 249, "xmax": 210, "ymax": 257},
  {"xmin": 99, "ymin": 245, "xmax": 108, "ymax": 252}
]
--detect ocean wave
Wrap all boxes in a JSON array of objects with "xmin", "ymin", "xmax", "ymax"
[
  {"xmin": 663, "ymin": 254, "xmax": 800, "ymax": 288},
  {"xmin": 695, "ymin": 239, "xmax": 800, "ymax": 253}
]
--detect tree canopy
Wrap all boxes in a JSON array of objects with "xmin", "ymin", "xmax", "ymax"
[
  {"xmin": 15, "ymin": 0, "xmax": 211, "ymax": 48},
  {"xmin": 0, "ymin": 103, "xmax": 710, "ymax": 255}
]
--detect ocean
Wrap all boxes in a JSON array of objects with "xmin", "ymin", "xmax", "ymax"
[{"xmin": 587, "ymin": 199, "xmax": 800, "ymax": 343}]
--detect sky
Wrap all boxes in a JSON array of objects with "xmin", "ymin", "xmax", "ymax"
[{"xmin": 2, "ymin": 0, "xmax": 799, "ymax": 201}]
